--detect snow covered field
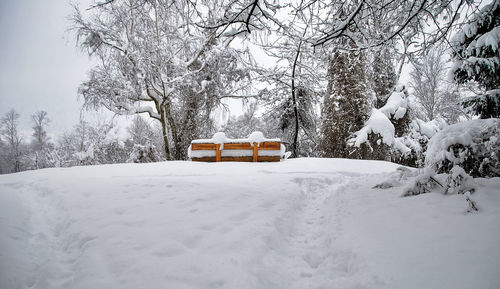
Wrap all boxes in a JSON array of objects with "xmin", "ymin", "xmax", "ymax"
[{"xmin": 1, "ymin": 158, "xmax": 499, "ymax": 289}]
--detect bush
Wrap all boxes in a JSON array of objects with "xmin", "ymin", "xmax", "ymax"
[
  {"xmin": 425, "ymin": 119, "xmax": 500, "ymax": 178},
  {"xmin": 127, "ymin": 144, "xmax": 160, "ymax": 163}
]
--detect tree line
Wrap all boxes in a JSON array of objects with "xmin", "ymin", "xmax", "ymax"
[{"xmin": 0, "ymin": 110, "xmax": 164, "ymax": 174}]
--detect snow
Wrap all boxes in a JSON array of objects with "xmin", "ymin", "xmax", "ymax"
[
  {"xmin": 211, "ymin": 132, "xmax": 228, "ymax": 149},
  {"xmin": 1, "ymin": 159, "xmax": 500, "ymax": 289},
  {"xmin": 247, "ymin": 131, "xmax": 266, "ymax": 146}
]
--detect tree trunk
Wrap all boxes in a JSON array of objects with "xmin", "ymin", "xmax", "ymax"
[
  {"xmin": 160, "ymin": 112, "xmax": 171, "ymax": 160},
  {"xmin": 162, "ymin": 101, "xmax": 180, "ymax": 160},
  {"xmin": 290, "ymin": 40, "xmax": 303, "ymax": 158}
]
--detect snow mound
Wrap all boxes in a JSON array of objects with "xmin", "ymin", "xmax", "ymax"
[
  {"xmin": 212, "ymin": 132, "xmax": 228, "ymax": 149},
  {"xmin": 248, "ymin": 131, "xmax": 265, "ymax": 146}
]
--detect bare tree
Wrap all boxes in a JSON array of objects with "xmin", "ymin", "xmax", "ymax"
[{"xmin": 409, "ymin": 45, "xmax": 464, "ymax": 123}]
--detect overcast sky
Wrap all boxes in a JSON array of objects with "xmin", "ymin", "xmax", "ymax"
[{"xmin": 0, "ymin": 0, "xmax": 94, "ymax": 136}]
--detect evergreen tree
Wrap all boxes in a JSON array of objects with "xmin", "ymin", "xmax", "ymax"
[
  {"xmin": 372, "ymin": 47, "xmax": 397, "ymax": 108},
  {"xmin": 451, "ymin": 0, "xmax": 500, "ymax": 118},
  {"xmin": 320, "ymin": 48, "xmax": 370, "ymax": 158}
]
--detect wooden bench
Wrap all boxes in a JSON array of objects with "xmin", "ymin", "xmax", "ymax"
[{"xmin": 189, "ymin": 132, "xmax": 282, "ymax": 162}]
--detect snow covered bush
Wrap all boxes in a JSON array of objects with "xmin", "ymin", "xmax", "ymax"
[
  {"xmin": 426, "ymin": 119, "xmax": 500, "ymax": 178},
  {"xmin": 127, "ymin": 144, "xmax": 160, "ymax": 163},
  {"xmin": 395, "ymin": 118, "xmax": 447, "ymax": 167},
  {"xmin": 404, "ymin": 119, "xmax": 499, "ymax": 197}
]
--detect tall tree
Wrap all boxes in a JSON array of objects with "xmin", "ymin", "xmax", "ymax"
[
  {"xmin": 451, "ymin": 0, "xmax": 500, "ymax": 119},
  {"xmin": 320, "ymin": 47, "xmax": 371, "ymax": 158},
  {"xmin": 256, "ymin": 30, "xmax": 323, "ymax": 157}
]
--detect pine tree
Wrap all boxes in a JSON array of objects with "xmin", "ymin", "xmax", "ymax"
[
  {"xmin": 451, "ymin": 0, "xmax": 500, "ymax": 118},
  {"xmin": 372, "ymin": 47, "xmax": 397, "ymax": 108},
  {"xmin": 320, "ymin": 48, "xmax": 370, "ymax": 158}
]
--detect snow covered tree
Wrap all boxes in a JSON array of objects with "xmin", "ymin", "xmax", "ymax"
[
  {"xmin": 320, "ymin": 47, "xmax": 370, "ymax": 158},
  {"xmin": 31, "ymin": 111, "xmax": 50, "ymax": 151},
  {"xmin": 0, "ymin": 109, "xmax": 25, "ymax": 173},
  {"xmin": 348, "ymin": 85, "xmax": 415, "ymax": 163},
  {"xmin": 256, "ymin": 31, "xmax": 323, "ymax": 157},
  {"xmin": 30, "ymin": 110, "xmax": 54, "ymax": 169},
  {"xmin": 55, "ymin": 119, "xmax": 99, "ymax": 167},
  {"xmin": 71, "ymin": 0, "xmax": 249, "ymax": 160},
  {"xmin": 451, "ymin": 0, "xmax": 500, "ymax": 118}
]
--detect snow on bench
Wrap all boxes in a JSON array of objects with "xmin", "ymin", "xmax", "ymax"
[{"xmin": 188, "ymin": 132, "xmax": 285, "ymax": 162}]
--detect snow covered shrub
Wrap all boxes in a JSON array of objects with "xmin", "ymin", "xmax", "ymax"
[
  {"xmin": 127, "ymin": 144, "xmax": 160, "ymax": 163},
  {"xmin": 394, "ymin": 118, "xmax": 447, "ymax": 167},
  {"xmin": 404, "ymin": 119, "xmax": 499, "ymax": 197},
  {"xmin": 444, "ymin": 165, "xmax": 476, "ymax": 195},
  {"xmin": 426, "ymin": 119, "xmax": 500, "ymax": 178}
]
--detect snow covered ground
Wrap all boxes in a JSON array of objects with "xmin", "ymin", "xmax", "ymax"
[{"xmin": 1, "ymin": 158, "xmax": 499, "ymax": 289}]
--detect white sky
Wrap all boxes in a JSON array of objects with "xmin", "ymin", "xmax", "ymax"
[{"xmin": 0, "ymin": 0, "xmax": 94, "ymax": 136}]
